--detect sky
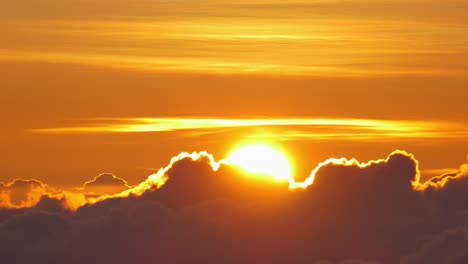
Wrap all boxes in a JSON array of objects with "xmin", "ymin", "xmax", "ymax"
[{"xmin": 1, "ymin": 0, "xmax": 468, "ymax": 263}]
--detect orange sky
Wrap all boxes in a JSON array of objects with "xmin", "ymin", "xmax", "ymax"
[{"xmin": 0, "ymin": 0, "xmax": 467, "ymax": 190}]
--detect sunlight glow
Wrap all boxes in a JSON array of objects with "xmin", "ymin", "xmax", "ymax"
[{"xmin": 226, "ymin": 145, "xmax": 293, "ymax": 182}]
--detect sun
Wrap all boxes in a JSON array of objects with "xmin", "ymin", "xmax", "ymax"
[{"xmin": 225, "ymin": 145, "xmax": 293, "ymax": 182}]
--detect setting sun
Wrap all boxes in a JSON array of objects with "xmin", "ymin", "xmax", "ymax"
[{"xmin": 226, "ymin": 145, "xmax": 293, "ymax": 182}]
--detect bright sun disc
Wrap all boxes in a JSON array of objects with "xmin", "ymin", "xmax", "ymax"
[{"xmin": 226, "ymin": 145, "xmax": 292, "ymax": 181}]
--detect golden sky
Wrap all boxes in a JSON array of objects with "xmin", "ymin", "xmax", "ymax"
[
  {"xmin": 2, "ymin": 3, "xmax": 468, "ymax": 263},
  {"xmin": 1, "ymin": 0, "xmax": 468, "ymax": 76},
  {"xmin": 0, "ymin": 0, "xmax": 467, "ymax": 189}
]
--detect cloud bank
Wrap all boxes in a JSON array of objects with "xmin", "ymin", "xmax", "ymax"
[{"xmin": 1, "ymin": 150, "xmax": 468, "ymax": 263}]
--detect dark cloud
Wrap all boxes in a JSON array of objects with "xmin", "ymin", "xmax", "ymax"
[
  {"xmin": 1, "ymin": 150, "xmax": 468, "ymax": 263},
  {"xmin": 316, "ymin": 260, "xmax": 382, "ymax": 264},
  {"xmin": 401, "ymin": 226, "xmax": 468, "ymax": 264}
]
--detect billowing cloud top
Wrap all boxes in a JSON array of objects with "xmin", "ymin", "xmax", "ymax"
[
  {"xmin": 82, "ymin": 173, "xmax": 132, "ymax": 196},
  {"xmin": 1, "ymin": 150, "xmax": 468, "ymax": 263}
]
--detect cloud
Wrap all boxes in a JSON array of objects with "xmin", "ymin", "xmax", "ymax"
[
  {"xmin": 1, "ymin": 150, "xmax": 468, "ymax": 263},
  {"xmin": 401, "ymin": 226, "xmax": 468, "ymax": 264},
  {"xmin": 421, "ymin": 163, "xmax": 468, "ymax": 213},
  {"xmin": 82, "ymin": 173, "xmax": 132, "ymax": 196},
  {"xmin": 421, "ymin": 163, "xmax": 468, "ymax": 190},
  {"xmin": 30, "ymin": 117, "xmax": 468, "ymax": 142},
  {"xmin": 0, "ymin": 179, "xmax": 54, "ymax": 208},
  {"xmin": 316, "ymin": 260, "xmax": 382, "ymax": 264},
  {"xmin": 0, "ymin": 173, "xmax": 133, "ymax": 211},
  {"xmin": 3, "ymin": 0, "xmax": 468, "ymax": 77}
]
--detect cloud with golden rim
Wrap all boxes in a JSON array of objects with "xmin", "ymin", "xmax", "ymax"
[
  {"xmin": 2, "ymin": 149, "xmax": 468, "ymax": 263},
  {"xmin": 1, "ymin": 149, "xmax": 466, "ymax": 211}
]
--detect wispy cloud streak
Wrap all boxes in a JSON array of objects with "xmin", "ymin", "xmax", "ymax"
[
  {"xmin": 30, "ymin": 117, "xmax": 468, "ymax": 141},
  {"xmin": 1, "ymin": 0, "xmax": 467, "ymax": 76}
]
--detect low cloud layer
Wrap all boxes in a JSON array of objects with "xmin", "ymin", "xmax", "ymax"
[{"xmin": 1, "ymin": 150, "xmax": 468, "ymax": 263}]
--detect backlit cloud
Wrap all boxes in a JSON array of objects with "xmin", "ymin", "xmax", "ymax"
[
  {"xmin": 0, "ymin": 179, "xmax": 52, "ymax": 208},
  {"xmin": 82, "ymin": 173, "xmax": 132, "ymax": 196},
  {"xmin": 1, "ymin": 149, "xmax": 468, "ymax": 263},
  {"xmin": 0, "ymin": 179, "xmax": 86, "ymax": 210}
]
